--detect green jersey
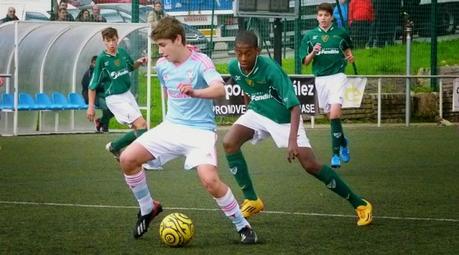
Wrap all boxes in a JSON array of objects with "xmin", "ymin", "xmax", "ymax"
[
  {"xmin": 228, "ymin": 56, "xmax": 299, "ymax": 124},
  {"xmin": 299, "ymin": 25, "xmax": 352, "ymax": 76},
  {"xmin": 89, "ymin": 48, "xmax": 135, "ymax": 97}
]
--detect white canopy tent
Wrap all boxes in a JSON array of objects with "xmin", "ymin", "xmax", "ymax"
[{"xmin": 0, "ymin": 21, "xmax": 152, "ymax": 135}]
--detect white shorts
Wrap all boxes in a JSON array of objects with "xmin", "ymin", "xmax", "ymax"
[
  {"xmin": 234, "ymin": 110, "xmax": 311, "ymax": 148},
  {"xmin": 106, "ymin": 91, "xmax": 142, "ymax": 126},
  {"xmin": 134, "ymin": 121, "xmax": 218, "ymax": 170},
  {"xmin": 315, "ymin": 73, "xmax": 348, "ymax": 113}
]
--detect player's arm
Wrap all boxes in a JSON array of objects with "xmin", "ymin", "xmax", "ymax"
[
  {"xmin": 341, "ymin": 31, "xmax": 354, "ymax": 63},
  {"xmin": 300, "ymin": 34, "xmax": 318, "ymax": 65},
  {"xmin": 132, "ymin": 56, "xmax": 147, "ymax": 70},
  {"xmin": 243, "ymin": 93, "xmax": 250, "ymax": 105},
  {"xmin": 178, "ymin": 79, "xmax": 225, "ymax": 99},
  {"xmin": 87, "ymin": 56, "xmax": 102, "ymax": 122},
  {"xmin": 303, "ymin": 42, "xmax": 321, "ymax": 65},
  {"xmin": 87, "ymin": 89, "xmax": 97, "ymax": 122},
  {"xmin": 269, "ymin": 68, "xmax": 300, "ymax": 162},
  {"xmin": 125, "ymin": 48, "xmax": 147, "ymax": 71},
  {"xmin": 288, "ymin": 105, "xmax": 301, "ymax": 163},
  {"xmin": 344, "ymin": 48, "xmax": 354, "ymax": 63}
]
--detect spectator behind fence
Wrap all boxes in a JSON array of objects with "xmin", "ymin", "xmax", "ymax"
[
  {"xmin": 333, "ymin": 0, "xmax": 348, "ymax": 28},
  {"xmin": 91, "ymin": 4, "xmax": 107, "ymax": 22},
  {"xmin": 55, "ymin": 7, "xmax": 72, "ymax": 22},
  {"xmin": 148, "ymin": 0, "xmax": 167, "ymax": 28},
  {"xmin": 50, "ymin": 1, "xmax": 75, "ymax": 21},
  {"xmin": 349, "ymin": 0, "xmax": 374, "ymax": 48},
  {"xmin": 1, "ymin": 7, "xmax": 19, "ymax": 24},
  {"xmin": 372, "ymin": 0, "xmax": 400, "ymax": 47},
  {"xmin": 76, "ymin": 9, "xmax": 91, "ymax": 22},
  {"xmin": 148, "ymin": 0, "xmax": 167, "ymax": 58},
  {"xmin": 81, "ymin": 56, "xmax": 114, "ymax": 132}
]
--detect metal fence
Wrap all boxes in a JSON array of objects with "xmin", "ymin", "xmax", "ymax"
[{"xmin": 167, "ymin": 0, "xmax": 459, "ymax": 74}]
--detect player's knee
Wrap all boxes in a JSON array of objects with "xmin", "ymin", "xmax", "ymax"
[
  {"xmin": 222, "ymin": 136, "xmax": 238, "ymax": 153},
  {"xmin": 303, "ymin": 161, "xmax": 321, "ymax": 174},
  {"xmin": 133, "ymin": 117, "xmax": 147, "ymax": 129},
  {"xmin": 201, "ymin": 176, "xmax": 221, "ymax": 194},
  {"xmin": 119, "ymin": 153, "xmax": 140, "ymax": 173}
]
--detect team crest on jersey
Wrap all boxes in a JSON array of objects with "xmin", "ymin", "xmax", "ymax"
[
  {"xmin": 321, "ymin": 35, "xmax": 329, "ymax": 42},
  {"xmin": 186, "ymin": 70, "xmax": 194, "ymax": 80},
  {"xmin": 114, "ymin": 59, "xmax": 121, "ymax": 66},
  {"xmin": 245, "ymin": 79, "xmax": 254, "ymax": 87}
]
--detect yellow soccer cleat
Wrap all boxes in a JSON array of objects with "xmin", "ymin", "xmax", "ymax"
[
  {"xmin": 355, "ymin": 199, "xmax": 373, "ymax": 226},
  {"xmin": 240, "ymin": 198, "xmax": 264, "ymax": 218}
]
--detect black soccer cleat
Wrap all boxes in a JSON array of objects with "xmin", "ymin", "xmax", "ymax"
[
  {"xmin": 133, "ymin": 200, "xmax": 163, "ymax": 239},
  {"xmin": 238, "ymin": 226, "xmax": 258, "ymax": 244}
]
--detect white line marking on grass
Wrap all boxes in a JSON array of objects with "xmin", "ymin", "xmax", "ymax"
[{"xmin": 1, "ymin": 200, "xmax": 458, "ymax": 223}]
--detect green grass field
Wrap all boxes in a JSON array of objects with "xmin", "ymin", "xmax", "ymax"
[
  {"xmin": 1, "ymin": 125, "xmax": 458, "ymax": 254},
  {"xmin": 216, "ymin": 39, "xmax": 459, "ymax": 75}
]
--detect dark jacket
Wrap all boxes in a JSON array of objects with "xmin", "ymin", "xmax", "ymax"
[{"xmin": 0, "ymin": 15, "xmax": 19, "ymax": 24}]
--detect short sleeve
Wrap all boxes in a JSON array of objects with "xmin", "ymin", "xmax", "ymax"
[
  {"xmin": 268, "ymin": 64, "xmax": 299, "ymax": 109},
  {"xmin": 88, "ymin": 54, "xmax": 103, "ymax": 90},
  {"xmin": 198, "ymin": 54, "xmax": 224, "ymax": 86},
  {"xmin": 299, "ymin": 33, "xmax": 313, "ymax": 62}
]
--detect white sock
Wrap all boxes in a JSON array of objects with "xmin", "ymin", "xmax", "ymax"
[
  {"xmin": 124, "ymin": 170, "xmax": 154, "ymax": 216},
  {"xmin": 214, "ymin": 188, "xmax": 250, "ymax": 232}
]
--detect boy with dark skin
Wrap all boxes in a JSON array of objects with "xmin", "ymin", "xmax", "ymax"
[{"xmin": 223, "ymin": 30, "xmax": 372, "ymax": 226}]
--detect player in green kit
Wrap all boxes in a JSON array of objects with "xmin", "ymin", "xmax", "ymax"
[
  {"xmin": 87, "ymin": 27, "xmax": 148, "ymax": 160},
  {"xmin": 223, "ymin": 30, "xmax": 372, "ymax": 226},
  {"xmin": 300, "ymin": 2, "xmax": 354, "ymax": 168}
]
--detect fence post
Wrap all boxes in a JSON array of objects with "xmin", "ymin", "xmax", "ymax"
[
  {"xmin": 273, "ymin": 18, "xmax": 283, "ymax": 65},
  {"xmin": 405, "ymin": 23, "xmax": 413, "ymax": 127},
  {"xmin": 431, "ymin": 0, "xmax": 438, "ymax": 91},
  {"xmin": 377, "ymin": 78, "xmax": 381, "ymax": 127},
  {"xmin": 439, "ymin": 79, "xmax": 443, "ymax": 119}
]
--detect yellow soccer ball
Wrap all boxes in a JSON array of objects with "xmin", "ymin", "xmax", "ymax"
[{"xmin": 159, "ymin": 213, "xmax": 195, "ymax": 247}]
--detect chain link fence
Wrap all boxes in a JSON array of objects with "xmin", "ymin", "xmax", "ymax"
[{"xmin": 166, "ymin": 0, "xmax": 458, "ymax": 74}]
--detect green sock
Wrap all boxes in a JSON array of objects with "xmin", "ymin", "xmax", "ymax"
[
  {"xmin": 314, "ymin": 165, "xmax": 365, "ymax": 208},
  {"xmin": 225, "ymin": 150, "xmax": 257, "ymax": 200},
  {"xmin": 330, "ymin": 119, "xmax": 345, "ymax": 155},
  {"xmin": 111, "ymin": 128, "xmax": 147, "ymax": 152}
]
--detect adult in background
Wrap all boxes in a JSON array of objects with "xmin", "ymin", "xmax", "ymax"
[
  {"xmin": 50, "ymin": 1, "xmax": 75, "ymax": 21},
  {"xmin": 91, "ymin": 4, "xmax": 107, "ymax": 22},
  {"xmin": 55, "ymin": 7, "xmax": 72, "ymax": 22},
  {"xmin": 76, "ymin": 9, "xmax": 92, "ymax": 22},
  {"xmin": 333, "ymin": 0, "xmax": 348, "ymax": 28},
  {"xmin": 81, "ymin": 56, "xmax": 113, "ymax": 132},
  {"xmin": 1, "ymin": 7, "xmax": 19, "ymax": 24},
  {"xmin": 349, "ymin": 0, "xmax": 374, "ymax": 48},
  {"xmin": 148, "ymin": 0, "xmax": 167, "ymax": 58}
]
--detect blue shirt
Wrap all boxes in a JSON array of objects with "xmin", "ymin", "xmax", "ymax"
[
  {"xmin": 155, "ymin": 51, "xmax": 223, "ymax": 131},
  {"xmin": 333, "ymin": 3, "xmax": 348, "ymax": 28}
]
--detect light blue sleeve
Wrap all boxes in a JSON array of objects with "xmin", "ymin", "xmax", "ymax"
[{"xmin": 200, "ymin": 57, "xmax": 223, "ymax": 86}]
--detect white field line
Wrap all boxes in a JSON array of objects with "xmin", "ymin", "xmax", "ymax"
[{"xmin": 1, "ymin": 200, "xmax": 458, "ymax": 223}]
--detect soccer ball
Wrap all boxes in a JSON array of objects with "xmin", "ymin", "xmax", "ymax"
[{"xmin": 159, "ymin": 213, "xmax": 195, "ymax": 247}]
